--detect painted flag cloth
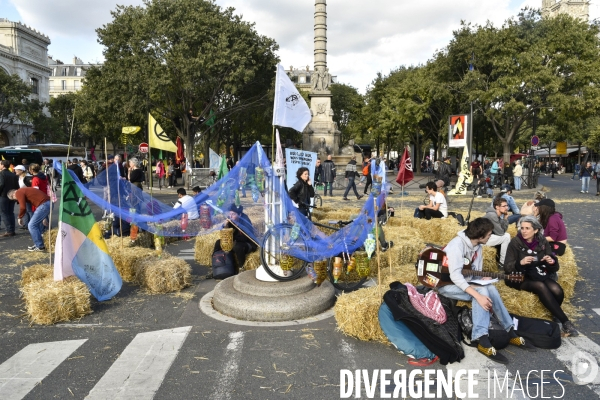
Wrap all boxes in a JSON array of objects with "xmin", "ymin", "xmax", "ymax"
[
  {"xmin": 149, "ymin": 113, "xmax": 178, "ymax": 153},
  {"xmin": 396, "ymin": 147, "xmax": 414, "ymax": 186},
  {"xmin": 217, "ymin": 155, "xmax": 228, "ymax": 180},
  {"xmin": 54, "ymin": 166, "xmax": 122, "ymax": 301},
  {"xmin": 272, "ymin": 63, "xmax": 312, "ymax": 132}
]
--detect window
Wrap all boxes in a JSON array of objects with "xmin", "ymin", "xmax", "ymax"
[
  {"xmin": 30, "ymin": 78, "xmax": 38, "ymax": 94},
  {"xmin": 61, "ymin": 80, "xmax": 67, "ymax": 90},
  {"xmin": 76, "ymin": 67, "xmax": 82, "ymax": 77},
  {"xmin": 62, "ymin": 68, "xmax": 67, "ymax": 76},
  {"xmin": 299, "ymin": 76, "xmax": 306, "ymax": 83},
  {"xmin": 74, "ymin": 80, "xmax": 81, "ymax": 90}
]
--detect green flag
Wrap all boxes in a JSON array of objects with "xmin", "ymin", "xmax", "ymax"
[{"xmin": 217, "ymin": 155, "xmax": 228, "ymax": 180}]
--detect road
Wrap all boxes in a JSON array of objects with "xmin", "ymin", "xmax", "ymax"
[{"xmin": 0, "ymin": 174, "xmax": 599, "ymax": 399}]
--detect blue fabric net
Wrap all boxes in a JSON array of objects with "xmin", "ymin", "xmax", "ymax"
[{"xmin": 59, "ymin": 142, "xmax": 389, "ymax": 263}]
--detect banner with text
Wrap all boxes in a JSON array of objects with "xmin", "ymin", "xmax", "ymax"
[{"xmin": 285, "ymin": 149, "xmax": 318, "ymax": 189}]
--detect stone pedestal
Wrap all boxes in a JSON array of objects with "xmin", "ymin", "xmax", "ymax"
[{"xmin": 212, "ymin": 270, "xmax": 336, "ymax": 322}]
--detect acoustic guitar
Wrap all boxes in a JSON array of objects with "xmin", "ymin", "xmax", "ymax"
[{"xmin": 415, "ymin": 247, "xmax": 524, "ymax": 289}]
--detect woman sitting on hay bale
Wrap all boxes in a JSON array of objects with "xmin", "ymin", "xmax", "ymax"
[
  {"xmin": 212, "ymin": 204, "xmax": 257, "ymax": 274},
  {"xmin": 415, "ymin": 181, "xmax": 447, "ymax": 220},
  {"xmin": 503, "ymin": 215, "xmax": 578, "ymax": 337}
]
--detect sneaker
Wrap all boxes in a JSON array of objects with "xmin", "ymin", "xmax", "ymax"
[
  {"xmin": 477, "ymin": 195, "xmax": 482, "ymax": 198},
  {"xmin": 562, "ymin": 321, "xmax": 579, "ymax": 337},
  {"xmin": 342, "ymin": 198, "xmax": 350, "ymax": 201},
  {"xmin": 357, "ymin": 195, "xmax": 363, "ymax": 200},
  {"xmin": 477, "ymin": 344, "xmax": 509, "ymax": 364},
  {"xmin": 28, "ymin": 246, "xmax": 46, "ymax": 252},
  {"xmin": 581, "ymin": 191, "xmax": 585, "ymax": 193},
  {"xmin": 27, "ymin": 245, "xmax": 36, "ymax": 251},
  {"xmin": 508, "ymin": 336, "xmax": 537, "ymax": 352},
  {"xmin": 586, "ymin": 191, "xmax": 589, "ymax": 193}
]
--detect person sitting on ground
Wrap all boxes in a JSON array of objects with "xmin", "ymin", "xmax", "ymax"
[
  {"xmin": 534, "ymin": 199, "xmax": 566, "ymax": 246},
  {"xmin": 173, "ymin": 188, "xmax": 199, "ymax": 220},
  {"xmin": 483, "ymin": 195, "xmax": 511, "ymax": 269},
  {"xmin": 288, "ymin": 167, "xmax": 315, "ymax": 218},
  {"xmin": 503, "ymin": 216, "xmax": 578, "ymax": 337},
  {"xmin": 213, "ymin": 204, "xmax": 257, "ymax": 273},
  {"xmin": 415, "ymin": 181, "xmax": 447, "ymax": 220},
  {"xmin": 8, "ymin": 188, "xmax": 51, "ymax": 252},
  {"xmin": 438, "ymin": 217, "xmax": 536, "ymax": 364},
  {"xmin": 491, "ymin": 185, "xmax": 520, "ymax": 224}
]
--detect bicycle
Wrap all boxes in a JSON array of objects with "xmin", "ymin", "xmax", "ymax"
[{"xmin": 259, "ymin": 219, "xmax": 369, "ymax": 292}]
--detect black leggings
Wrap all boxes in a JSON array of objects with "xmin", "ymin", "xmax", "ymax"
[
  {"xmin": 519, "ymin": 279, "xmax": 567, "ymax": 323},
  {"xmin": 416, "ymin": 208, "xmax": 444, "ymax": 220}
]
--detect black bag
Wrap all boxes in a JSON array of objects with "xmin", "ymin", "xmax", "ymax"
[
  {"xmin": 510, "ymin": 314, "xmax": 561, "ymax": 349},
  {"xmin": 211, "ymin": 250, "xmax": 235, "ymax": 279},
  {"xmin": 458, "ymin": 307, "xmax": 510, "ymax": 349}
]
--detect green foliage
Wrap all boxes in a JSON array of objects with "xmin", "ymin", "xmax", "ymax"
[
  {"xmin": 0, "ymin": 71, "xmax": 41, "ymax": 133},
  {"xmin": 330, "ymin": 83, "xmax": 364, "ymax": 146}
]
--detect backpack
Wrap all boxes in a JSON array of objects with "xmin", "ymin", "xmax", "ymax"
[
  {"xmin": 458, "ymin": 306, "xmax": 510, "ymax": 349},
  {"xmin": 362, "ymin": 164, "xmax": 369, "ymax": 176},
  {"xmin": 510, "ymin": 314, "xmax": 561, "ymax": 349},
  {"xmin": 211, "ymin": 250, "xmax": 235, "ymax": 279}
]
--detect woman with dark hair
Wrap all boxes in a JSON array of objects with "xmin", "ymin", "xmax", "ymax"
[
  {"xmin": 534, "ymin": 199, "xmax": 566, "ymax": 245},
  {"xmin": 288, "ymin": 167, "xmax": 315, "ymax": 217},
  {"xmin": 503, "ymin": 215, "xmax": 578, "ymax": 337}
]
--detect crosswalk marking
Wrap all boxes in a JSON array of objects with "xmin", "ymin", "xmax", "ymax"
[
  {"xmin": 0, "ymin": 339, "xmax": 87, "ymax": 400},
  {"xmin": 86, "ymin": 326, "xmax": 191, "ymax": 399},
  {"xmin": 209, "ymin": 331, "xmax": 245, "ymax": 400},
  {"xmin": 553, "ymin": 335, "xmax": 600, "ymax": 394}
]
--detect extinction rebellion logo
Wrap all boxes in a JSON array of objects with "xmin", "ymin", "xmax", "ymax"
[{"xmin": 285, "ymin": 94, "xmax": 300, "ymax": 110}]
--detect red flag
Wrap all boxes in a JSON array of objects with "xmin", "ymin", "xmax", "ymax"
[
  {"xmin": 396, "ymin": 147, "xmax": 413, "ymax": 186},
  {"xmin": 176, "ymin": 137, "xmax": 185, "ymax": 164}
]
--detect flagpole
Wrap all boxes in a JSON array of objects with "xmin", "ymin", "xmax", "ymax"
[
  {"xmin": 105, "ymin": 138, "xmax": 114, "ymax": 238},
  {"xmin": 374, "ymin": 195, "xmax": 381, "ymax": 300}
]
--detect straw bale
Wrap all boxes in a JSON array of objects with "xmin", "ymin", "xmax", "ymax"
[
  {"xmin": 334, "ymin": 286, "xmax": 388, "ymax": 343},
  {"xmin": 108, "ymin": 246, "xmax": 153, "ymax": 282},
  {"xmin": 42, "ymin": 228, "xmax": 59, "ymax": 251},
  {"xmin": 195, "ymin": 231, "xmax": 220, "ymax": 265},
  {"xmin": 133, "ymin": 252, "xmax": 192, "ymax": 294},
  {"xmin": 21, "ymin": 276, "xmax": 92, "ymax": 325},
  {"xmin": 21, "ymin": 264, "xmax": 53, "ymax": 286},
  {"xmin": 242, "ymin": 250, "xmax": 261, "ymax": 271}
]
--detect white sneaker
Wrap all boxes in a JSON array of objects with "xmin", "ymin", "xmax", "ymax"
[
  {"xmin": 581, "ymin": 191, "xmax": 585, "ymax": 193},
  {"xmin": 586, "ymin": 191, "xmax": 589, "ymax": 193}
]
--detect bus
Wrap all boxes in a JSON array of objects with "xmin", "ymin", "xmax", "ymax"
[
  {"xmin": 0, "ymin": 148, "xmax": 43, "ymax": 166},
  {"xmin": 2, "ymin": 144, "xmax": 87, "ymax": 165}
]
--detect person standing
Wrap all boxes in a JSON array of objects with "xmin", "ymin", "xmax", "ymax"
[
  {"xmin": 490, "ymin": 158, "xmax": 500, "ymax": 187},
  {"xmin": 580, "ymin": 161, "xmax": 593, "ymax": 193},
  {"xmin": 363, "ymin": 156, "xmax": 372, "ymax": 194},
  {"xmin": 0, "ymin": 160, "xmax": 19, "ymax": 237},
  {"xmin": 322, "ymin": 155, "xmax": 336, "ymax": 197},
  {"xmin": 439, "ymin": 217, "xmax": 536, "ymax": 364},
  {"xmin": 313, "ymin": 159, "xmax": 323, "ymax": 188},
  {"xmin": 8, "ymin": 188, "xmax": 50, "ymax": 251},
  {"xmin": 483, "ymin": 196, "xmax": 512, "ymax": 269},
  {"xmin": 68, "ymin": 158, "xmax": 86, "ymax": 183},
  {"xmin": 128, "ymin": 157, "xmax": 145, "ymax": 190},
  {"xmin": 155, "ymin": 159, "xmax": 166, "ymax": 190},
  {"xmin": 288, "ymin": 167, "xmax": 315, "ymax": 217},
  {"xmin": 173, "ymin": 188, "xmax": 199, "ymax": 219},
  {"xmin": 342, "ymin": 156, "xmax": 363, "ymax": 201},
  {"xmin": 594, "ymin": 162, "xmax": 600, "ymax": 196},
  {"xmin": 572, "ymin": 163, "xmax": 581, "ymax": 180},
  {"xmin": 167, "ymin": 160, "xmax": 176, "ymax": 188},
  {"xmin": 513, "ymin": 160, "xmax": 523, "ymax": 191}
]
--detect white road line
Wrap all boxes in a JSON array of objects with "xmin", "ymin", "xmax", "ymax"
[
  {"xmin": 0, "ymin": 339, "xmax": 87, "ymax": 400},
  {"xmin": 209, "ymin": 331, "xmax": 245, "ymax": 400},
  {"xmin": 552, "ymin": 335, "xmax": 600, "ymax": 395},
  {"xmin": 178, "ymin": 255, "xmax": 195, "ymax": 260},
  {"xmin": 592, "ymin": 309, "xmax": 600, "ymax": 317},
  {"xmin": 446, "ymin": 346, "xmax": 528, "ymax": 399},
  {"xmin": 86, "ymin": 326, "xmax": 191, "ymax": 400}
]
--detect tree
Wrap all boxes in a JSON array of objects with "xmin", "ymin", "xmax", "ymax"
[
  {"xmin": 329, "ymin": 83, "xmax": 364, "ymax": 147},
  {"xmin": 440, "ymin": 10, "xmax": 600, "ymax": 162},
  {"xmin": 95, "ymin": 0, "xmax": 279, "ymax": 166},
  {"xmin": 0, "ymin": 71, "xmax": 39, "ymax": 134}
]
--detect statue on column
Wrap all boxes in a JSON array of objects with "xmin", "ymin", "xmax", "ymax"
[{"xmin": 322, "ymin": 68, "xmax": 331, "ymax": 90}]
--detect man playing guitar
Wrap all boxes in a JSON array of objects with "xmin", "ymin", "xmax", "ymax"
[{"xmin": 438, "ymin": 218, "xmax": 535, "ymax": 364}]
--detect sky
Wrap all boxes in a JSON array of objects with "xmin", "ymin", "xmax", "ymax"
[{"xmin": 3, "ymin": 0, "xmax": 600, "ymax": 93}]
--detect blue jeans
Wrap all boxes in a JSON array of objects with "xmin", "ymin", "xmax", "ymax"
[
  {"xmin": 438, "ymin": 284, "xmax": 514, "ymax": 341},
  {"xmin": 582, "ymin": 176, "xmax": 591, "ymax": 192},
  {"xmin": 572, "ymin": 170, "xmax": 579, "ymax": 179},
  {"xmin": 513, "ymin": 176, "xmax": 521, "ymax": 190},
  {"xmin": 508, "ymin": 213, "xmax": 521, "ymax": 224},
  {"xmin": 324, "ymin": 182, "xmax": 333, "ymax": 196},
  {"xmin": 22, "ymin": 202, "xmax": 33, "ymax": 227},
  {"xmin": 28, "ymin": 201, "xmax": 51, "ymax": 248},
  {"xmin": 343, "ymin": 176, "xmax": 359, "ymax": 198}
]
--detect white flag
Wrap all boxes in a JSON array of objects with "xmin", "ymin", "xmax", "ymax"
[
  {"xmin": 275, "ymin": 129, "xmax": 284, "ymax": 167},
  {"xmin": 273, "ymin": 64, "xmax": 312, "ymax": 132}
]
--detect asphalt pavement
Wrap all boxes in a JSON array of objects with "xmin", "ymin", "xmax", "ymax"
[{"xmin": 0, "ymin": 173, "xmax": 599, "ymax": 399}]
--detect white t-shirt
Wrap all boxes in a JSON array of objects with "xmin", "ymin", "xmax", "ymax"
[
  {"xmin": 430, "ymin": 191, "xmax": 448, "ymax": 217},
  {"xmin": 173, "ymin": 195, "xmax": 199, "ymax": 220}
]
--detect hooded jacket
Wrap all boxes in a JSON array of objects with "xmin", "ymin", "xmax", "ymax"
[
  {"xmin": 484, "ymin": 206, "xmax": 508, "ymax": 236},
  {"xmin": 443, "ymin": 231, "xmax": 484, "ymax": 292}
]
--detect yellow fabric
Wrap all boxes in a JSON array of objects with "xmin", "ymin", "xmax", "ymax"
[
  {"xmin": 148, "ymin": 114, "xmax": 178, "ymax": 152},
  {"xmin": 87, "ymin": 222, "xmax": 109, "ymax": 254}
]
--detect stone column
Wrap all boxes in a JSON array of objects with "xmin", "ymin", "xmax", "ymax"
[{"xmin": 314, "ymin": 0, "xmax": 327, "ymax": 71}]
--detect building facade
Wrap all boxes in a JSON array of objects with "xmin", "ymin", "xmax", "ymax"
[
  {"xmin": 542, "ymin": 0, "xmax": 590, "ymax": 20},
  {"xmin": 0, "ymin": 19, "xmax": 51, "ymax": 146},
  {"xmin": 48, "ymin": 56, "xmax": 100, "ymax": 98}
]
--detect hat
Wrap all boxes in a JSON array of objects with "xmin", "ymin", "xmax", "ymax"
[
  {"xmin": 535, "ymin": 198, "xmax": 555, "ymax": 208},
  {"xmin": 14, "ymin": 165, "xmax": 26, "ymax": 171},
  {"xmin": 500, "ymin": 184, "xmax": 513, "ymax": 193},
  {"xmin": 229, "ymin": 204, "xmax": 243, "ymax": 214},
  {"xmin": 107, "ymin": 154, "xmax": 115, "ymax": 160}
]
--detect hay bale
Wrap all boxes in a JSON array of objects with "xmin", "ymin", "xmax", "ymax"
[
  {"xmin": 42, "ymin": 228, "xmax": 59, "ymax": 251},
  {"xmin": 133, "ymin": 252, "xmax": 192, "ymax": 294},
  {"xmin": 242, "ymin": 250, "xmax": 261, "ymax": 271},
  {"xmin": 21, "ymin": 276, "xmax": 92, "ymax": 325},
  {"xmin": 21, "ymin": 264, "xmax": 53, "ymax": 286},
  {"xmin": 195, "ymin": 231, "xmax": 220, "ymax": 265},
  {"xmin": 108, "ymin": 246, "xmax": 152, "ymax": 282},
  {"xmin": 334, "ymin": 286, "xmax": 388, "ymax": 344}
]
